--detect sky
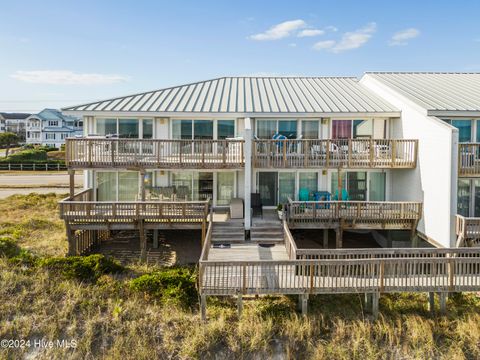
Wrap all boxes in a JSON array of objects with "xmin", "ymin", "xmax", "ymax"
[{"xmin": 1, "ymin": 0, "xmax": 479, "ymax": 113}]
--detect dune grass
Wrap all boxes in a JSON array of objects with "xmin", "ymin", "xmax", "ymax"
[{"xmin": 0, "ymin": 193, "xmax": 479, "ymax": 359}]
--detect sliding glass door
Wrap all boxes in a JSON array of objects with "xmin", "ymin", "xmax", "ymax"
[
  {"xmin": 96, "ymin": 171, "xmax": 139, "ymax": 201},
  {"xmin": 330, "ymin": 171, "xmax": 384, "ymax": 201},
  {"xmin": 217, "ymin": 172, "xmax": 235, "ymax": 205},
  {"xmin": 256, "ymin": 120, "xmax": 297, "ymax": 139},
  {"xmin": 258, "ymin": 172, "xmax": 277, "ymax": 206}
]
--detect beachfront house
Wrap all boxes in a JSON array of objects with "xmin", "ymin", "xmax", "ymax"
[{"xmin": 59, "ymin": 75, "xmax": 480, "ymax": 318}]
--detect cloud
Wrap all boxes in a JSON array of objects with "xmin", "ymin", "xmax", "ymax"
[
  {"xmin": 297, "ymin": 29, "xmax": 325, "ymax": 37},
  {"xmin": 331, "ymin": 22, "xmax": 377, "ymax": 53},
  {"xmin": 311, "ymin": 23, "xmax": 376, "ymax": 53},
  {"xmin": 249, "ymin": 19, "xmax": 306, "ymax": 40},
  {"xmin": 288, "ymin": 43, "xmax": 297, "ymax": 47},
  {"xmin": 312, "ymin": 40, "xmax": 336, "ymax": 50},
  {"xmin": 325, "ymin": 25, "xmax": 338, "ymax": 32},
  {"xmin": 389, "ymin": 28, "xmax": 420, "ymax": 46},
  {"xmin": 10, "ymin": 70, "xmax": 129, "ymax": 85}
]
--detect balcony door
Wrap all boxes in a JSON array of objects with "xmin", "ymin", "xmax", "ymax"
[{"xmin": 258, "ymin": 172, "xmax": 277, "ymax": 206}]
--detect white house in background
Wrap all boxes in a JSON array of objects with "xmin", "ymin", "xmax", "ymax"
[
  {"xmin": 26, "ymin": 108, "xmax": 83, "ymax": 148},
  {"xmin": 361, "ymin": 72, "xmax": 480, "ymax": 248},
  {"xmin": 0, "ymin": 112, "xmax": 31, "ymax": 139}
]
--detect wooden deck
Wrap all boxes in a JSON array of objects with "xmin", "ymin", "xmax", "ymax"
[
  {"xmin": 286, "ymin": 199, "xmax": 422, "ymax": 230},
  {"xmin": 253, "ymin": 139, "xmax": 417, "ymax": 169},
  {"xmin": 65, "ymin": 138, "xmax": 245, "ymax": 169}
]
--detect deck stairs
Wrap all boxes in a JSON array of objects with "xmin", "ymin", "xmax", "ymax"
[
  {"xmin": 250, "ymin": 218, "xmax": 284, "ymax": 244},
  {"xmin": 211, "ymin": 219, "xmax": 245, "ymax": 243}
]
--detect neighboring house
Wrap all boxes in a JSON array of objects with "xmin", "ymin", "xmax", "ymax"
[
  {"xmin": 361, "ymin": 72, "xmax": 480, "ymax": 248},
  {"xmin": 0, "ymin": 112, "xmax": 30, "ymax": 140},
  {"xmin": 26, "ymin": 108, "xmax": 83, "ymax": 148}
]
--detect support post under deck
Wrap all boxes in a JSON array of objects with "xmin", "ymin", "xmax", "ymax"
[
  {"xmin": 200, "ymin": 294, "xmax": 207, "ymax": 321},
  {"xmin": 372, "ymin": 293, "xmax": 380, "ymax": 319},
  {"xmin": 153, "ymin": 229, "xmax": 159, "ymax": 249},
  {"xmin": 428, "ymin": 292, "xmax": 435, "ymax": 313},
  {"xmin": 298, "ymin": 294, "xmax": 308, "ymax": 315},
  {"xmin": 66, "ymin": 223, "xmax": 75, "ymax": 256},
  {"xmin": 139, "ymin": 220, "xmax": 146, "ymax": 262},
  {"xmin": 439, "ymin": 293, "xmax": 447, "ymax": 315},
  {"xmin": 68, "ymin": 169, "xmax": 75, "ymax": 200},
  {"xmin": 335, "ymin": 227, "xmax": 343, "ymax": 249},
  {"xmin": 323, "ymin": 229, "xmax": 329, "ymax": 248}
]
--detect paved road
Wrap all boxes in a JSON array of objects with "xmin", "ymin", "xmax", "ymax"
[
  {"xmin": 0, "ymin": 172, "xmax": 84, "ymax": 199},
  {"xmin": 0, "ymin": 173, "xmax": 83, "ymax": 187}
]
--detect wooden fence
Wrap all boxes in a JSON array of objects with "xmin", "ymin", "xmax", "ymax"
[
  {"xmin": 253, "ymin": 139, "xmax": 417, "ymax": 169},
  {"xmin": 65, "ymin": 138, "xmax": 245, "ymax": 169},
  {"xmin": 0, "ymin": 163, "xmax": 66, "ymax": 171},
  {"xmin": 199, "ymin": 248, "xmax": 480, "ymax": 296}
]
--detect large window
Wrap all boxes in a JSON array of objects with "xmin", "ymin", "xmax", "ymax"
[
  {"xmin": 118, "ymin": 118, "xmax": 139, "ymax": 138},
  {"xmin": 301, "ymin": 120, "xmax": 319, "ymax": 139},
  {"xmin": 458, "ymin": 179, "xmax": 471, "ymax": 217},
  {"xmin": 96, "ymin": 118, "xmax": 152, "ymax": 138},
  {"xmin": 256, "ymin": 120, "xmax": 297, "ymax": 139},
  {"xmin": 452, "ymin": 120, "xmax": 472, "ymax": 143},
  {"xmin": 172, "ymin": 120, "xmax": 214, "ymax": 140},
  {"xmin": 330, "ymin": 171, "xmax": 370, "ymax": 201},
  {"xmin": 96, "ymin": 171, "xmax": 139, "ymax": 201},
  {"xmin": 171, "ymin": 171, "xmax": 214, "ymax": 201},
  {"xmin": 333, "ymin": 119, "xmax": 374, "ymax": 139},
  {"xmin": 299, "ymin": 172, "xmax": 318, "ymax": 195},
  {"xmin": 369, "ymin": 173, "xmax": 386, "ymax": 201},
  {"xmin": 217, "ymin": 120, "xmax": 235, "ymax": 139},
  {"xmin": 278, "ymin": 172, "xmax": 295, "ymax": 204},
  {"xmin": 97, "ymin": 118, "xmax": 117, "ymax": 136},
  {"xmin": 217, "ymin": 172, "xmax": 235, "ymax": 205}
]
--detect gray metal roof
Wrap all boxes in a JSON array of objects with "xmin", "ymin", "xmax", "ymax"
[
  {"xmin": 365, "ymin": 72, "xmax": 480, "ymax": 112},
  {"xmin": 62, "ymin": 77, "xmax": 398, "ymax": 115}
]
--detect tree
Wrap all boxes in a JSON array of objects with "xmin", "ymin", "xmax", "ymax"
[{"xmin": 0, "ymin": 132, "xmax": 19, "ymax": 157}]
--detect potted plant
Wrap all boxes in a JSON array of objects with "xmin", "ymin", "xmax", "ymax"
[{"xmin": 277, "ymin": 204, "xmax": 284, "ymax": 220}]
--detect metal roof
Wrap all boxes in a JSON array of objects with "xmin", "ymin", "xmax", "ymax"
[
  {"xmin": 365, "ymin": 72, "xmax": 480, "ymax": 112},
  {"xmin": 62, "ymin": 77, "xmax": 398, "ymax": 115}
]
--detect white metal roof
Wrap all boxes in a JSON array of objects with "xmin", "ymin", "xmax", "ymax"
[
  {"xmin": 365, "ymin": 72, "xmax": 480, "ymax": 113},
  {"xmin": 62, "ymin": 77, "xmax": 398, "ymax": 115}
]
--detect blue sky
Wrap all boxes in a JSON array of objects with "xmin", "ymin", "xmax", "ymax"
[{"xmin": 1, "ymin": 0, "xmax": 479, "ymax": 112}]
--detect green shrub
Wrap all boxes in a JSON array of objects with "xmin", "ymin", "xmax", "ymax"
[
  {"xmin": 36, "ymin": 145, "xmax": 58, "ymax": 152},
  {"xmin": 0, "ymin": 237, "xmax": 21, "ymax": 258},
  {"xmin": 1, "ymin": 149, "xmax": 47, "ymax": 162},
  {"xmin": 129, "ymin": 267, "xmax": 197, "ymax": 307},
  {"xmin": 38, "ymin": 254, "xmax": 124, "ymax": 281}
]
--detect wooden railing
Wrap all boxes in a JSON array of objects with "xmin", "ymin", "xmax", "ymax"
[
  {"xmin": 286, "ymin": 199, "xmax": 422, "ymax": 228},
  {"xmin": 65, "ymin": 138, "xmax": 245, "ymax": 169},
  {"xmin": 199, "ymin": 248, "xmax": 480, "ymax": 296},
  {"xmin": 253, "ymin": 139, "xmax": 417, "ymax": 169},
  {"xmin": 59, "ymin": 190, "xmax": 210, "ymax": 223},
  {"xmin": 283, "ymin": 219, "xmax": 297, "ymax": 259},
  {"xmin": 456, "ymin": 214, "xmax": 480, "ymax": 246},
  {"xmin": 458, "ymin": 143, "xmax": 480, "ymax": 177}
]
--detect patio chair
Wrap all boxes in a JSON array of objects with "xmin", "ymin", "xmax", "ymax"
[
  {"xmin": 251, "ymin": 193, "xmax": 263, "ymax": 218},
  {"xmin": 160, "ymin": 186, "xmax": 175, "ymax": 200},
  {"xmin": 176, "ymin": 185, "xmax": 190, "ymax": 200}
]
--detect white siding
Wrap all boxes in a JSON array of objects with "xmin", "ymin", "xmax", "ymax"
[{"xmin": 361, "ymin": 75, "xmax": 458, "ymax": 247}]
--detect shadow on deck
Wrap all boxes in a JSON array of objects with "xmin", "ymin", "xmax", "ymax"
[{"xmin": 94, "ymin": 230, "xmax": 201, "ymax": 266}]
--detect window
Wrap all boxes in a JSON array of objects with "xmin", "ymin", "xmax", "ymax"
[
  {"xmin": 353, "ymin": 119, "xmax": 373, "ymax": 138},
  {"xmin": 171, "ymin": 120, "xmax": 214, "ymax": 140},
  {"xmin": 217, "ymin": 172, "xmax": 235, "ymax": 205},
  {"xmin": 369, "ymin": 173, "xmax": 386, "ymax": 201},
  {"xmin": 46, "ymin": 133, "xmax": 55, "ymax": 140},
  {"xmin": 278, "ymin": 172, "xmax": 295, "ymax": 204},
  {"xmin": 118, "ymin": 118, "xmax": 139, "ymax": 138},
  {"xmin": 97, "ymin": 118, "xmax": 117, "ymax": 136},
  {"xmin": 60, "ymin": 133, "xmax": 68, "ymax": 139},
  {"xmin": 458, "ymin": 179, "xmax": 471, "ymax": 216},
  {"xmin": 142, "ymin": 119, "xmax": 153, "ymax": 139},
  {"xmin": 171, "ymin": 171, "xmax": 214, "ymax": 201},
  {"xmin": 333, "ymin": 119, "xmax": 374, "ymax": 139},
  {"xmin": 256, "ymin": 120, "xmax": 297, "ymax": 139},
  {"xmin": 96, "ymin": 171, "xmax": 139, "ymax": 201},
  {"xmin": 452, "ymin": 120, "xmax": 472, "ymax": 143},
  {"xmin": 217, "ymin": 120, "xmax": 235, "ymax": 139},
  {"xmin": 48, "ymin": 120, "xmax": 59, "ymax": 127},
  {"xmin": 301, "ymin": 120, "xmax": 319, "ymax": 139},
  {"xmin": 299, "ymin": 172, "xmax": 318, "ymax": 195}
]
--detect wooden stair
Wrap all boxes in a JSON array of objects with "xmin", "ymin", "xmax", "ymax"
[
  {"xmin": 250, "ymin": 220, "xmax": 284, "ymax": 244},
  {"xmin": 211, "ymin": 219, "xmax": 245, "ymax": 243}
]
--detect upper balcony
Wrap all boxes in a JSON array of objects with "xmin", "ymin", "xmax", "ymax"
[
  {"xmin": 253, "ymin": 139, "xmax": 418, "ymax": 169},
  {"xmin": 458, "ymin": 143, "xmax": 480, "ymax": 177},
  {"xmin": 65, "ymin": 138, "xmax": 245, "ymax": 170}
]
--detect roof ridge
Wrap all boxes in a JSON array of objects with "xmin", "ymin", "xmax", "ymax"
[{"xmin": 365, "ymin": 71, "xmax": 480, "ymax": 75}]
